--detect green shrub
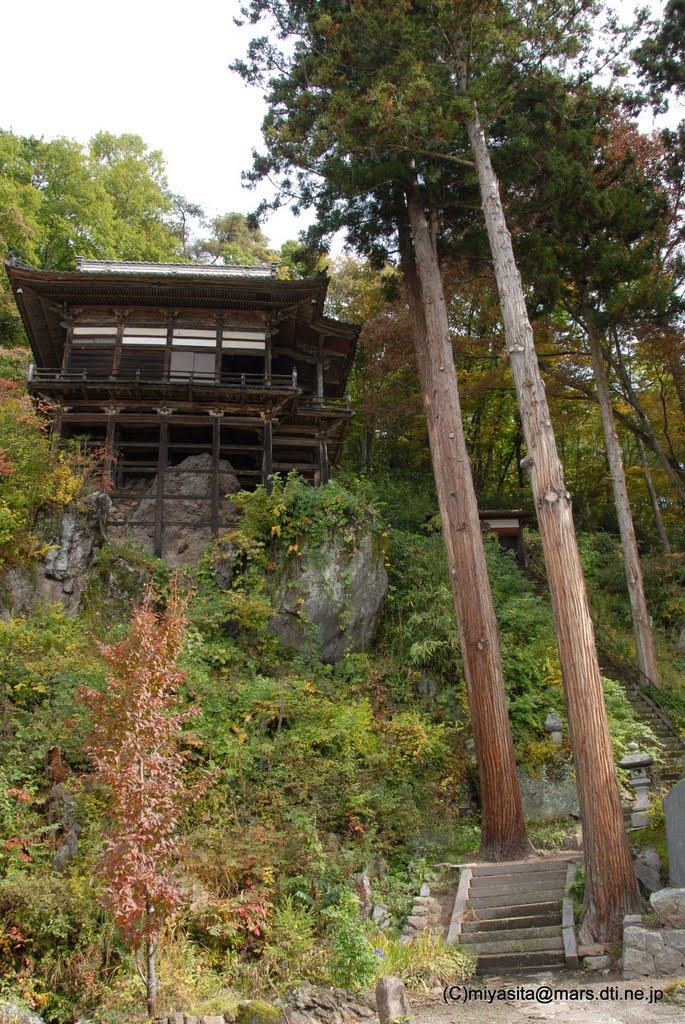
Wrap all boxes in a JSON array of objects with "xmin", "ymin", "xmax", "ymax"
[
  {"xmin": 324, "ymin": 890, "xmax": 378, "ymax": 992},
  {"xmin": 0, "ymin": 382, "xmax": 100, "ymax": 566}
]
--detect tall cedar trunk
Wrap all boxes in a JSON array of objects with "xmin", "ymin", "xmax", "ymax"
[
  {"xmin": 401, "ymin": 194, "xmax": 532, "ymax": 861},
  {"xmin": 465, "ymin": 112, "xmax": 641, "ymax": 938},
  {"xmin": 637, "ymin": 438, "xmax": 671, "ymax": 556},
  {"xmin": 584, "ymin": 312, "xmax": 661, "ymax": 685}
]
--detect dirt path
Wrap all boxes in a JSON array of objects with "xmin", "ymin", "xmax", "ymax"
[{"xmin": 409, "ymin": 973, "xmax": 685, "ymax": 1024}]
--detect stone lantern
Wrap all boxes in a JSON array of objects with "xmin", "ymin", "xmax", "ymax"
[
  {"xmin": 619, "ymin": 742, "xmax": 654, "ymax": 828},
  {"xmin": 544, "ymin": 709, "xmax": 564, "ymax": 747}
]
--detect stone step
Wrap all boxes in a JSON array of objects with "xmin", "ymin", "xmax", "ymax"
[
  {"xmin": 470, "ymin": 858, "xmax": 574, "ymax": 877},
  {"xmin": 461, "ymin": 924, "xmax": 562, "ymax": 945},
  {"xmin": 461, "ymin": 913, "xmax": 561, "ymax": 932},
  {"xmin": 471, "ymin": 901, "xmax": 562, "ymax": 921},
  {"xmin": 464, "ymin": 935, "xmax": 565, "ymax": 956},
  {"xmin": 470, "ymin": 871, "xmax": 567, "ymax": 894},
  {"xmin": 474, "ymin": 950, "xmax": 566, "ymax": 973},
  {"xmin": 466, "ymin": 872, "xmax": 565, "ymax": 897},
  {"xmin": 469, "ymin": 890, "xmax": 563, "ymax": 910}
]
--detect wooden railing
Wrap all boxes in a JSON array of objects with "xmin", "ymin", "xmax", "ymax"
[
  {"xmin": 27, "ymin": 364, "xmax": 354, "ymax": 413},
  {"xmin": 29, "ymin": 365, "xmax": 299, "ymax": 389},
  {"xmin": 299, "ymin": 395, "xmax": 353, "ymax": 411}
]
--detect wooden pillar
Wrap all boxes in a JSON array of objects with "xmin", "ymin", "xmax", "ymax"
[
  {"xmin": 154, "ymin": 415, "xmax": 169, "ymax": 558},
  {"xmin": 265, "ymin": 325, "xmax": 272, "ymax": 386},
  {"xmin": 210, "ymin": 411, "xmax": 221, "ymax": 535},
  {"xmin": 262, "ymin": 413, "xmax": 273, "ymax": 492},
  {"xmin": 215, "ymin": 316, "xmax": 223, "ymax": 383},
  {"xmin": 163, "ymin": 316, "xmax": 174, "ymax": 382},
  {"xmin": 318, "ymin": 434, "xmax": 329, "ymax": 485},
  {"xmin": 316, "ymin": 337, "xmax": 324, "ymax": 403},
  {"xmin": 112, "ymin": 317, "xmax": 124, "ymax": 379},
  {"xmin": 62, "ymin": 322, "xmax": 74, "ymax": 373},
  {"xmin": 102, "ymin": 406, "xmax": 118, "ymax": 493}
]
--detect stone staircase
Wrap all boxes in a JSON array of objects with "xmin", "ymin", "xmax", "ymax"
[
  {"xmin": 526, "ymin": 556, "xmax": 685, "ymax": 789},
  {"xmin": 451, "ymin": 857, "xmax": 578, "ymax": 974},
  {"xmin": 595, "ymin": 646, "xmax": 685, "ymax": 787},
  {"xmin": 619, "ymin": 680, "xmax": 685, "ymax": 788}
]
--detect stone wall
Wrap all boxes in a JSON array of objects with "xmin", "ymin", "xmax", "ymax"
[
  {"xmin": 622, "ymin": 888, "xmax": 685, "ymax": 979},
  {"xmin": 517, "ymin": 760, "xmax": 579, "ymax": 820}
]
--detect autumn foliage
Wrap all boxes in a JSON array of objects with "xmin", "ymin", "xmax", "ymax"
[{"xmin": 80, "ymin": 585, "xmax": 210, "ymax": 1007}]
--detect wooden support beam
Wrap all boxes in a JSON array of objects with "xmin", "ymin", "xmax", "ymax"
[
  {"xmin": 318, "ymin": 436, "xmax": 329, "ymax": 485},
  {"xmin": 211, "ymin": 413, "xmax": 221, "ymax": 536},
  {"xmin": 50, "ymin": 406, "xmax": 65, "ymax": 453},
  {"xmin": 112, "ymin": 319, "xmax": 124, "ymax": 379},
  {"xmin": 265, "ymin": 325, "xmax": 272, "ymax": 386},
  {"xmin": 316, "ymin": 338, "xmax": 324, "ymax": 401},
  {"xmin": 215, "ymin": 316, "xmax": 223, "ymax": 382},
  {"xmin": 263, "ymin": 415, "xmax": 273, "ymax": 492},
  {"xmin": 102, "ymin": 409, "xmax": 118, "ymax": 492},
  {"xmin": 154, "ymin": 417, "xmax": 169, "ymax": 558}
]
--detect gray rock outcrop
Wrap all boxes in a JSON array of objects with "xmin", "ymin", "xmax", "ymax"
[
  {"xmin": 269, "ymin": 530, "xmax": 388, "ymax": 663},
  {"xmin": 0, "ymin": 492, "xmax": 109, "ymax": 618},
  {"xmin": 634, "ymin": 849, "xmax": 663, "ymax": 894},
  {"xmin": 517, "ymin": 760, "xmax": 579, "ymax": 819},
  {"xmin": 0, "ymin": 1004, "xmax": 47, "ymax": 1024}
]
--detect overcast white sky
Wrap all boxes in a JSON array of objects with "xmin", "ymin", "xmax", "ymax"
[
  {"xmin": 1, "ymin": 0, "xmax": 310, "ymax": 247},
  {"xmin": 1, "ymin": 0, "xmax": 681, "ymax": 252}
]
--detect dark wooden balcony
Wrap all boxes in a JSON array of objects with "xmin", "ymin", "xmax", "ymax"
[
  {"xmin": 27, "ymin": 365, "xmax": 353, "ymax": 416},
  {"xmin": 28, "ymin": 365, "xmax": 301, "ymax": 404}
]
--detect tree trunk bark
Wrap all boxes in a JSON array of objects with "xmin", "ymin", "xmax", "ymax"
[
  {"xmin": 361, "ymin": 425, "xmax": 375, "ymax": 475},
  {"xmin": 584, "ymin": 311, "xmax": 660, "ymax": 686},
  {"xmin": 401, "ymin": 193, "xmax": 532, "ymax": 861},
  {"xmin": 466, "ymin": 111, "xmax": 641, "ymax": 939},
  {"xmin": 145, "ymin": 895, "xmax": 157, "ymax": 1019},
  {"xmin": 638, "ymin": 438, "xmax": 671, "ymax": 556}
]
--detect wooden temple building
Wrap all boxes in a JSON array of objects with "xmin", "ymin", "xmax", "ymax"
[{"xmin": 6, "ymin": 258, "xmax": 358, "ymax": 557}]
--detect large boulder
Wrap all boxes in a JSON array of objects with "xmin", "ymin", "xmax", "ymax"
[
  {"xmin": 269, "ymin": 530, "xmax": 388, "ymax": 663},
  {"xmin": 634, "ymin": 848, "xmax": 663, "ymax": 894},
  {"xmin": 651, "ymin": 888, "xmax": 685, "ymax": 928}
]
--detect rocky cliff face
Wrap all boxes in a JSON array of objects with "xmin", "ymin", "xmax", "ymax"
[
  {"xmin": 108, "ymin": 453, "xmax": 241, "ymax": 567},
  {"xmin": 0, "ymin": 492, "xmax": 110, "ymax": 619},
  {"xmin": 0, "ymin": 477, "xmax": 388, "ymax": 661}
]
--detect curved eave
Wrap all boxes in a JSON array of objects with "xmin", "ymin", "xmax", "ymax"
[{"xmin": 5, "ymin": 263, "xmax": 359, "ymax": 393}]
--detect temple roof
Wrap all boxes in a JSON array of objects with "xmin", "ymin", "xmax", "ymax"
[
  {"xmin": 5, "ymin": 260, "xmax": 358, "ymax": 384},
  {"xmin": 75, "ymin": 258, "xmax": 277, "ymax": 278}
]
